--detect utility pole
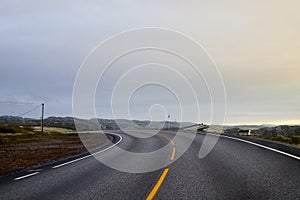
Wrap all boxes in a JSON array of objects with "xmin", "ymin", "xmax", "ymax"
[
  {"xmin": 168, "ymin": 114, "xmax": 170, "ymax": 130},
  {"xmin": 41, "ymin": 103, "xmax": 44, "ymax": 133}
]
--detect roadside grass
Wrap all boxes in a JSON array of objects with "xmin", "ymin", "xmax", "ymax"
[
  {"xmin": 0, "ymin": 124, "xmax": 109, "ymax": 176},
  {"xmin": 33, "ymin": 126, "xmax": 74, "ymax": 134},
  {"xmin": 0, "ymin": 125, "xmax": 75, "ymax": 144},
  {"xmin": 0, "ymin": 134, "xmax": 87, "ymax": 176},
  {"xmin": 0, "ymin": 124, "xmax": 33, "ymax": 134},
  {"xmin": 253, "ymin": 135, "xmax": 300, "ymax": 147}
]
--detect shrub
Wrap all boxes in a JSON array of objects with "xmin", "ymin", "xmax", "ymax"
[
  {"xmin": 290, "ymin": 136, "xmax": 300, "ymax": 145},
  {"xmin": 0, "ymin": 124, "xmax": 33, "ymax": 134}
]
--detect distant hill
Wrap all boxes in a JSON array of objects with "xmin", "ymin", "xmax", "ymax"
[
  {"xmin": 223, "ymin": 124, "xmax": 300, "ymax": 137},
  {"xmin": 232, "ymin": 125, "xmax": 270, "ymax": 130},
  {"xmin": 216, "ymin": 124, "xmax": 276, "ymax": 130},
  {"xmin": 0, "ymin": 116, "xmax": 41, "ymax": 126},
  {"xmin": 0, "ymin": 115, "xmax": 196, "ymax": 131},
  {"xmin": 253, "ymin": 125, "xmax": 300, "ymax": 136}
]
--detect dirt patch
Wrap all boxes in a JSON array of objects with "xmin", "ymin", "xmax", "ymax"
[{"xmin": 0, "ymin": 133, "xmax": 108, "ymax": 176}]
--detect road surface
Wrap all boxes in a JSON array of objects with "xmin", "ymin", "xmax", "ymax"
[{"xmin": 0, "ymin": 131, "xmax": 299, "ymax": 200}]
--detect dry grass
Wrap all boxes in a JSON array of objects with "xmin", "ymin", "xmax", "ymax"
[
  {"xmin": 33, "ymin": 126, "xmax": 74, "ymax": 133},
  {"xmin": 0, "ymin": 129, "xmax": 108, "ymax": 176},
  {"xmin": 252, "ymin": 135, "xmax": 300, "ymax": 147}
]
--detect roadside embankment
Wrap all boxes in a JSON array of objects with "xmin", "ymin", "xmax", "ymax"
[{"xmin": 223, "ymin": 134, "xmax": 300, "ymax": 157}]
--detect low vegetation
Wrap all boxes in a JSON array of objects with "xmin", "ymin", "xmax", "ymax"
[
  {"xmin": 253, "ymin": 135, "xmax": 300, "ymax": 146},
  {"xmin": 0, "ymin": 124, "xmax": 74, "ymax": 144},
  {"xmin": 0, "ymin": 124, "xmax": 34, "ymax": 134},
  {"xmin": 0, "ymin": 124, "xmax": 108, "ymax": 176}
]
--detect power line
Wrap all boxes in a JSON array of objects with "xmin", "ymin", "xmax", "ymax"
[
  {"xmin": 17, "ymin": 104, "xmax": 42, "ymax": 117},
  {"xmin": 0, "ymin": 101, "xmax": 39, "ymax": 105}
]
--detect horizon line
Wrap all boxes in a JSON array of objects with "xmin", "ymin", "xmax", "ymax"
[{"xmin": 0, "ymin": 115, "xmax": 299, "ymax": 126}]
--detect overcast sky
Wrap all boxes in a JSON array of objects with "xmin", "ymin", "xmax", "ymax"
[{"xmin": 0, "ymin": 0, "xmax": 299, "ymax": 125}]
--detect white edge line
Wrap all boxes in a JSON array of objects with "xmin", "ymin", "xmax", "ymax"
[
  {"xmin": 52, "ymin": 133, "xmax": 123, "ymax": 169},
  {"xmin": 207, "ymin": 133, "xmax": 300, "ymax": 160},
  {"xmin": 14, "ymin": 172, "xmax": 39, "ymax": 180}
]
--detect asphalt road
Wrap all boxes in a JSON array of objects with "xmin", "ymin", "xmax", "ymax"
[{"xmin": 0, "ymin": 131, "xmax": 299, "ymax": 200}]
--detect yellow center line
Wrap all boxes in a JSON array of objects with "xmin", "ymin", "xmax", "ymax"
[
  {"xmin": 146, "ymin": 168, "xmax": 170, "ymax": 200},
  {"xmin": 170, "ymin": 140, "xmax": 175, "ymax": 145},
  {"xmin": 162, "ymin": 135, "xmax": 176, "ymax": 160},
  {"xmin": 162, "ymin": 135, "xmax": 175, "ymax": 145},
  {"xmin": 145, "ymin": 134, "xmax": 176, "ymax": 199},
  {"xmin": 170, "ymin": 147, "xmax": 176, "ymax": 160}
]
